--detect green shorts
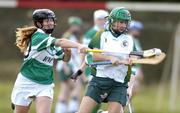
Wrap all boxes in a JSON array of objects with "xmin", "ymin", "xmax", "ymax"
[{"xmin": 86, "ymin": 77, "xmax": 128, "ymax": 106}]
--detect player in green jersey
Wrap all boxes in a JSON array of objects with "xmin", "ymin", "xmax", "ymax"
[
  {"xmin": 83, "ymin": 9, "xmax": 109, "ymax": 46},
  {"xmin": 55, "ymin": 16, "xmax": 85, "ymax": 113},
  {"xmin": 11, "ymin": 9, "xmax": 85, "ymax": 113}
]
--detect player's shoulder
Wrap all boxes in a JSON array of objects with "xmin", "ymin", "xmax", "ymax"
[
  {"xmin": 121, "ymin": 33, "xmax": 133, "ymax": 40},
  {"xmin": 96, "ymin": 29, "xmax": 105, "ymax": 35},
  {"xmin": 31, "ymin": 31, "xmax": 49, "ymax": 46},
  {"xmin": 93, "ymin": 29, "xmax": 106, "ymax": 39},
  {"xmin": 99, "ymin": 30, "xmax": 111, "ymax": 38},
  {"xmin": 32, "ymin": 31, "xmax": 48, "ymax": 38}
]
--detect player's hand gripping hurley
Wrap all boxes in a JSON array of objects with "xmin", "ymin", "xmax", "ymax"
[
  {"xmin": 70, "ymin": 48, "xmax": 166, "ymax": 80},
  {"xmin": 85, "ymin": 48, "xmax": 166, "ymax": 66}
]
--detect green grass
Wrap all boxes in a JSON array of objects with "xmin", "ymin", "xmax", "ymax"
[
  {"xmin": 132, "ymin": 85, "xmax": 180, "ymax": 113},
  {"xmin": 1, "ymin": 60, "xmax": 179, "ymax": 113},
  {"xmin": 0, "ymin": 82, "xmax": 14, "ymax": 113},
  {"xmin": 0, "ymin": 60, "xmax": 21, "ymax": 81},
  {"xmin": 1, "ymin": 81, "xmax": 179, "ymax": 113},
  {"xmin": 0, "ymin": 81, "xmax": 60, "ymax": 113}
]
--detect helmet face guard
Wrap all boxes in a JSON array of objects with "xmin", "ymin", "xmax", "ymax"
[
  {"xmin": 33, "ymin": 9, "xmax": 56, "ymax": 34},
  {"xmin": 108, "ymin": 7, "xmax": 131, "ymax": 34}
]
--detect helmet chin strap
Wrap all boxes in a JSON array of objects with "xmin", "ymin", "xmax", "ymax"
[
  {"xmin": 110, "ymin": 27, "xmax": 123, "ymax": 37},
  {"xmin": 113, "ymin": 28, "xmax": 123, "ymax": 35},
  {"xmin": 43, "ymin": 28, "xmax": 54, "ymax": 34},
  {"xmin": 37, "ymin": 21, "xmax": 56, "ymax": 34},
  {"xmin": 41, "ymin": 24, "xmax": 56, "ymax": 34}
]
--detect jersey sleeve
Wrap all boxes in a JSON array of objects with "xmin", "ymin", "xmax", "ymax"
[
  {"xmin": 31, "ymin": 33, "xmax": 57, "ymax": 51},
  {"xmin": 88, "ymin": 30, "xmax": 104, "ymax": 49},
  {"xmin": 54, "ymin": 47, "xmax": 64, "ymax": 60}
]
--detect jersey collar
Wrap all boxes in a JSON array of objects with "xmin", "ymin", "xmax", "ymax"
[
  {"xmin": 37, "ymin": 29, "xmax": 51, "ymax": 36},
  {"xmin": 37, "ymin": 29, "xmax": 45, "ymax": 33},
  {"xmin": 109, "ymin": 28, "xmax": 122, "ymax": 38}
]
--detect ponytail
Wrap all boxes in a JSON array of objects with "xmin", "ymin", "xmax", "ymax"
[{"xmin": 15, "ymin": 26, "xmax": 37, "ymax": 54}]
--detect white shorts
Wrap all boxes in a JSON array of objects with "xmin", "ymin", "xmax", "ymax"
[{"xmin": 11, "ymin": 73, "xmax": 54, "ymax": 106}]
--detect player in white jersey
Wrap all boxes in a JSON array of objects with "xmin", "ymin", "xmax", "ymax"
[
  {"xmin": 78, "ymin": 7, "xmax": 134, "ymax": 113},
  {"xmin": 11, "ymin": 9, "xmax": 85, "ymax": 113},
  {"xmin": 55, "ymin": 16, "xmax": 84, "ymax": 113}
]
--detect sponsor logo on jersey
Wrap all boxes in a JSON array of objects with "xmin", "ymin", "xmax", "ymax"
[{"xmin": 43, "ymin": 56, "xmax": 53, "ymax": 63}]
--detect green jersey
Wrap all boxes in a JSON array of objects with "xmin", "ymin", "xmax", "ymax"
[{"xmin": 20, "ymin": 29, "xmax": 64, "ymax": 84}]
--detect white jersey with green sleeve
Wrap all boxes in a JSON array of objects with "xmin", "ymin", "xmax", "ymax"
[
  {"xmin": 20, "ymin": 29, "xmax": 64, "ymax": 84},
  {"xmin": 88, "ymin": 30, "xmax": 134, "ymax": 83}
]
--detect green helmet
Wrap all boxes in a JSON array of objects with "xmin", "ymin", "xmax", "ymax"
[
  {"xmin": 68, "ymin": 16, "xmax": 83, "ymax": 26},
  {"xmin": 108, "ymin": 7, "xmax": 131, "ymax": 24}
]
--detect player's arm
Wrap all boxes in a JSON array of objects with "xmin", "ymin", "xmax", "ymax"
[
  {"xmin": 93, "ymin": 51, "xmax": 131, "ymax": 65},
  {"xmin": 88, "ymin": 30, "xmax": 111, "ymax": 62},
  {"xmin": 71, "ymin": 31, "xmax": 100, "ymax": 80},
  {"xmin": 55, "ymin": 38, "xmax": 86, "ymax": 51}
]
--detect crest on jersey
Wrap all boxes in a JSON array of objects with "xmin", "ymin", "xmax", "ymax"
[{"xmin": 122, "ymin": 40, "xmax": 129, "ymax": 47}]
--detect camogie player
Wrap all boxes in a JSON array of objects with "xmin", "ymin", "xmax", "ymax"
[
  {"xmin": 11, "ymin": 9, "xmax": 85, "ymax": 113},
  {"xmin": 83, "ymin": 9, "xmax": 109, "ymax": 46},
  {"xmin": 55, "ymin": 16, "xmax": 84, "ymax": 113},
  {"xmin": 83, "ymin": 9, "xmax": 109, "ymax": 79},
  {"xmin": 78, "ymin": 7, "xmax": 134, "ymax": 113},
  {"xmin": 82, "ymin": 9, "xmax": 109, "ymax": 113}
]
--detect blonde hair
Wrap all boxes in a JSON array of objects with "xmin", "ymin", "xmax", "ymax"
[{"xmin": 15, "ymin": 26, "xmax": 37, "ymax": 54}]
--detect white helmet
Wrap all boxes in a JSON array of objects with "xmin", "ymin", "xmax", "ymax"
[{"xmin": 94, "ymin": 9, "xmax": 109, "ymax": 20}]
